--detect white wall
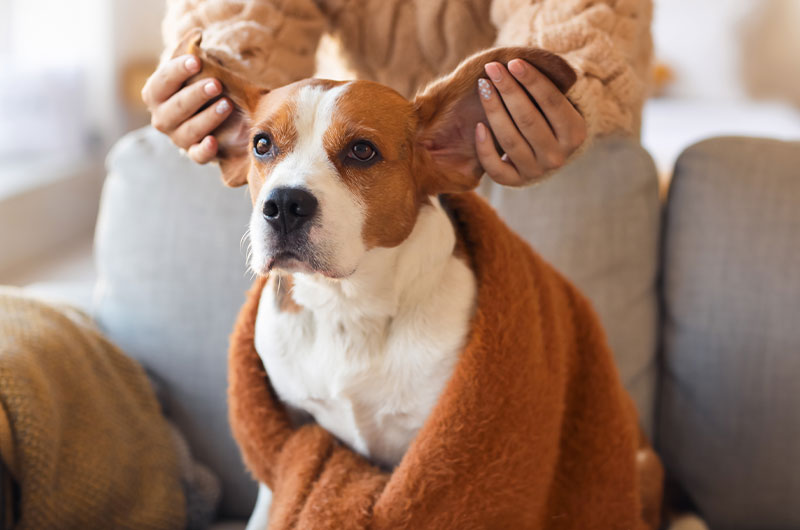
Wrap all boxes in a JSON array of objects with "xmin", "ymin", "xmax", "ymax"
[
  {"xmin": 112, "ymin": 0, "xmax": 166, "ymax": 65},
  {"xmin": 2, "ymin": 0, "xmax": 116, "ymax": 152},
  {"xmin": 645, "ymin": 0, "xmax": 800, "ymax": 178},
  {"xmin": 0, "ymin": 0, "xmax": 166, "ymax": 278},
  {"xmin": 4, "ymin": 0, "xmax": 167, "ymax": 148},
  {"xmin": 653, "ymin": 0, "xmax": 800, "ymax": 104},
  {"xmin": 653, "ymin": 0, "xmax": 755, "ymax": 100}
]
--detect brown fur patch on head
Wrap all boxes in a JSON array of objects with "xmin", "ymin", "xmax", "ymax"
[
  {"xmin": 243, "ymin": 84, "xmax": 300, "ymax": 204},
  {"xmin": 323, "ymin": 81, "xmax": 423, "ymax": 249}
]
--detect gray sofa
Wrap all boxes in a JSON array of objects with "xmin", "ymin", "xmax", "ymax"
[{"xmin": 27, "ymin": 129, "xmax": 800, "ymax": 528}]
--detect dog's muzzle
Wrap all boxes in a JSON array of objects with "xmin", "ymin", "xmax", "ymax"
[{"xmin": 259, "ymin": 186, "xmax": 324, "ymax": 274}]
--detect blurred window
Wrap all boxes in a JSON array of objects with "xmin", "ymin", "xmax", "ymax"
[{"xmin": 0, "ymin": 0, "xmax": 97, "ymax": 164}]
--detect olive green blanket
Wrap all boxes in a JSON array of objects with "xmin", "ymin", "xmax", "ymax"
[{"xmin": 0, "ymin": 287, "xmax": 185, "ymax": 529}]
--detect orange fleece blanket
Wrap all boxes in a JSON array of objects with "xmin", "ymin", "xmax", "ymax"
[{"xmin": 228, "ymin": 191, "xmax": 660, "ymax": 529}]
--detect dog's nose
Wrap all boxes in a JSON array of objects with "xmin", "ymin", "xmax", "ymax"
[{"xmin": 263, "ymin": 187, "xmax": 318, "ymax": 234}]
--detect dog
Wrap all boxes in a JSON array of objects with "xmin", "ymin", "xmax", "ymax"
[{"xmin": 172, "ymin": 31, "xmax": 706, "ymax": 530}]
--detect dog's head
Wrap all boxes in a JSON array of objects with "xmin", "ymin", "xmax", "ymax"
[{"xmin": 176, "ymin": 31, "xmax": 576, "ymax": 278}]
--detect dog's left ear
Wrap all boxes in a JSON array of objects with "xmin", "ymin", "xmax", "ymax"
[
  {"xmin": 172, "ymin": 30, "xmax": 269, "ymax": 187},
  {"xmin": 413, "ymin": 47, "xmax": 577, "ymax": 194}
]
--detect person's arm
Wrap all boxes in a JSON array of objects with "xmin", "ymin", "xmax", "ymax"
[
  {"xmin": 161, "ymin": 0, "xmax": 326, "ymax": 89},
  {"xmin": 491, "ymin": 0, "xmax": 654, "ymax": 138},
  {"xmin": 143, "ymin": 0, "xmax": 326, "ymax": 163}
]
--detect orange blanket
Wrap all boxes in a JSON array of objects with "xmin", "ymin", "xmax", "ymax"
[{"xmin": 228, "ymin": 191, "xmax": 660, "ymax": 529}]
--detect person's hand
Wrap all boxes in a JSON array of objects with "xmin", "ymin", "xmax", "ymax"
[
  {"xmin": 141, "ymin": 54, "xmax": 234, "ymax": 163},
  {"xmin": 475, "ymin": 59, "xmax": 586, "ymax": 186}
]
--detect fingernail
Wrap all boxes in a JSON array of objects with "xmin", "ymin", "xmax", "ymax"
[
  {"xmin": 216, "ymin": 99, "xmax": 231, "ymax": 114},
  {"xmin": 476, "ymin": 122, "xmax": 487, "ymax": 142},
  {"xmin": 185, "ymin": 56, "xmax": 200, "ymax": 73},
  {"xmin": 202, "ymin": 136, "xmax": 214, "ymax": 149},
  {"xmin": 508, "ymin": 59, "xmax": 525, "ymax": 76},
  {"xmin": 484, "ymin": 63, "xmax": 503, "ymax": 83},
  {"xmin": 477, "ymin": 78, "xmax": 492, "ymax": 100},
  {"xmin": 204, "ymin": 81, "xmax": 220, "ymax": 96}
]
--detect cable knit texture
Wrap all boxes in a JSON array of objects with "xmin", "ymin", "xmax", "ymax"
[
  {"xmin": 162, "ymin": 0, "xmax": 652, "ymax": 136},
  {"xmin": 162, "ymin": 0, "xmax": 327, "ymax": 90},
  {"xmin": 228, "ymin": 192, "xmax": 659, "ymax": 529},
  {"xmin": 0, "ymin": 289, "xmax": 186, "ymax": 530},
  {"xmin": 490, "ymin": 0, "xmax": 653, "ymax": 135}
]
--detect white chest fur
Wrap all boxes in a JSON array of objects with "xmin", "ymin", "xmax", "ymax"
[{"xmin": 253, "ymin": 198, "xmax": 476, "ymax": 468}]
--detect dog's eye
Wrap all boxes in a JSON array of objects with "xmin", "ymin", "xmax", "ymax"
[
  {"xmin": 253, "ymin": 134, "xmax": 273, "ymax": 157},
  {"xmin": 349, "ymin": 141, "xmax": 376, "ymax": 162}
]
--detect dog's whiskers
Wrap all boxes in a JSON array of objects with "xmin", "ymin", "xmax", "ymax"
[
  {"xmin": 241, "ymin": 226, "xmax": 260, "ymax": 279},
  {"xmin": 240, "ymin": 227, "xmax": 251, "ymax": 252}
]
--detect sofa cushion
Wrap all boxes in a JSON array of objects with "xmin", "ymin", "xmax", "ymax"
[
  {"xmin": 480, "ymin": 136, "xmax": 662, "ymax": 435},
  {"xmin": 94, "ymin": 127, "xmax": 254, "ymax": 518},
  {"xmin": 658, "ymin": 137, "xmax": 800, "ymax": 529}
]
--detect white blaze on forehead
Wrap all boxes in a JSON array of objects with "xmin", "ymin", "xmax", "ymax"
[
  {"xmin": 262, "ymin": 82, "xmax": 350, "ymax": 192},
  {"xmin": 249, "ymin": 81, "xmax": 368, "ymax": 277},
  {"xmin": 294, "ymin": 83, "xmax": 350, "ymax": 155}
]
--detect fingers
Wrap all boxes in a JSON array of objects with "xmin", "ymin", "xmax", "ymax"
[
  {"xmin": 507, "ymin": 59, "xmax": 586, "ymax": 149},
  {"xmin": 486, "ymin": 61, "xmax": 563, "ymax": 167},
  {"xmin": 187, "ymin": 136, "xmax": 219, "ymax": 164},
  {"xmin": 476, "ymin": 75, "xmax": 540, "ymax": 181},
  {"xmin": 171, "ymin": 98, "xmax": 233, "ymax": 149},
  {"xmin": 476, "ymin": 59, "xmax": 588, "ymax": 185},
  {"xmin": 141, "ymin": 54, "xmax": 201, "ymax": 107},
  {"xmin": 141, "ymin": 54, "xmax": 232, "ymax": 164},
  {"xmin": 474, "ymin": 122, "xmax": 529, "ymax": 187},
  {"xmin": 152, "ymin": 77, "xmax": 223, "ymax": 133}
]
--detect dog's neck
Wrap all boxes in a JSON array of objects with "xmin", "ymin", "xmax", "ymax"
[
  {"xmin": 288, "ymin": 196, "xmax": 460, "ymax": 327},
  {"xmin": 255, "ymin": 194, "xmax": 476, "ymax": 468}
]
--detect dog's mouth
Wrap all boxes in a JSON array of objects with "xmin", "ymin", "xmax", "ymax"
[
  {"xmin": 256, "ymin": 226, "xmax": 356, "ymax": 280},
  {"xmin": 265, "ymin": 249, "xmax": 354, "ymax": 280},
  {"xmin": 267, "ymin": 251, "xmax": 312, "ymax": 274}
]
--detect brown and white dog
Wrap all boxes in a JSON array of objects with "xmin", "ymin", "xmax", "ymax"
[{"xmin": 174, "ymin": 31, "xmax": 705, "ymax": 530}]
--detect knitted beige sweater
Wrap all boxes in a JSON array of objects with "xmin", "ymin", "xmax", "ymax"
[{"xmin": 162, "ymin": 0, "xmax": 652, "ymax": 137}]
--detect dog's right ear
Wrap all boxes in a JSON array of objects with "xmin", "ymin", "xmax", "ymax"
[
  {"xmin": 413, "ymin": 46, "xmax": 576, "ymax": 194},
  {"xmin": 172, "ymin": 30, "xmax": 269, "ymax": 187}
]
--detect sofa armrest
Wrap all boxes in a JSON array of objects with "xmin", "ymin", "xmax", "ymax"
[
  {"xmin": 23, "ymin": 281, "xmax": 95, "ymax": 315},
  {"xmin": 94, "ymin": 127, "xmax": 255, "ymax": 518}
]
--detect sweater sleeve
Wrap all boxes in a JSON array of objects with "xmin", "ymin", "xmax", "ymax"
[
  {"xmin": 490, "ymin": 0, "xmax": 653, "ymax": 136},
  {"xmin": 161, "ymin": 0, "xmax": 327, "ymax": 89}
]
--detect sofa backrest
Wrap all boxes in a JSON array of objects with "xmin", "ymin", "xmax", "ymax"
[
  {"xmin": 94, "ymin": 128, "xmax": 662, "ymax": 519},
  {"xmin": 95, "ymin": 128, "xmax": 254, "ymax": 517}
]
